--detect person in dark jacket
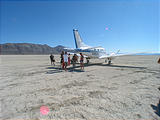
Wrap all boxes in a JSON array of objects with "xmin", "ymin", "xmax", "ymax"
[
  {"xmin": 80, "ymin": 53, "xmax": 84, "ymax": 70},
  {"xmin": 50, "ymin": 54, "xmax": 55, "ymax": 65},
  {"xmin": 60, "ymin": 51, "xmax": 64, "ymax": 69},
  {"xmin": 72, "ymin": 54, "xmax": 78, "ymax": 69}
]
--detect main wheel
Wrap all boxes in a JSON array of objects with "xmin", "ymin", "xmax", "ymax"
[{"xmin": 108, "ymin": 60, "xmax": 111, "ymax": 65}]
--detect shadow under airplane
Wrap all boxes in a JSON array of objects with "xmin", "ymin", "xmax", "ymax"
[
  {"xmin": 46, "ymin": 62, "xmax": 147, "ymax": 74},
  {"xmin": 84, "ymin": 63, "xmax": 147, "ymax": 69}
]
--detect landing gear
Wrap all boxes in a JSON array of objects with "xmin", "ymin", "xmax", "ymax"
[
  {"xmin": 108, "ymin": 60, "xmax": 111, "ymax": 65},
  {"xmin": 105, "ymin": 58, "xmax": 111, "ymax": 65},
  {"xmin": 86, "ymin": 57, "xmax": 90, "ymax": 64}
]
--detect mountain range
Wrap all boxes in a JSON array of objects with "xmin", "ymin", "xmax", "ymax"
[
  {"xmin": 0, "ymin": 43, "xmax": 69, "ymax": 55},
  {"xmin": 0, "ymin": 43, "xmax": 159, "ymax": 55}
]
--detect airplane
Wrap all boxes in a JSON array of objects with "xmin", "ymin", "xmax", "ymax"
[{"xmin": 65, "ymin": 29, "xmax": 129, "ymax": 64}]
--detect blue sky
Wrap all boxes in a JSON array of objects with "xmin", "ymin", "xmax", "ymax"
[{"xmin": 0, "ymin": 0, "xmax": 159, "ymax": 53}]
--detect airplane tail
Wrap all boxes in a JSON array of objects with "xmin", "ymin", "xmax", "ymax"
[{"xmin": 73, "ymin": 29, "xmax": 90, "ymax": 49}]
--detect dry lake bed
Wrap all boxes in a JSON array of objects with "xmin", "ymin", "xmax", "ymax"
[{"xmin": 0, "ymin": 55, "xmax": 160, "ymax": 120}]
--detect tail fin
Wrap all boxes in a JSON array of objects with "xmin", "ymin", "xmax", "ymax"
[{"xmin": 73, "ymin": 29, "xmax": 90, "ymax": 49}]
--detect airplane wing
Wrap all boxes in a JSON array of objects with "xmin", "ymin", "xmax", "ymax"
[
  {"xmin": 86, "ymin": 46, "xmax": 102, "ymax": 49},
  {"xmin": 99, "ymin": 52, "xmax": 136, "ymax": 59}
]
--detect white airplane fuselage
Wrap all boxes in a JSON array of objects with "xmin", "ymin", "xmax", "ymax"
[{"xmin": 74, "ymin": 47, "xmax": 107, "ymax": 59}]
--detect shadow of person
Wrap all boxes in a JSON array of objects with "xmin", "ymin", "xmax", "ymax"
[
  {"xmin": 151, "ymin": 100, "xmax": 160, "ymax": 117},
  {"xmin": 46, "ymin": 65, "xmax": 84, "ymax": 74},
  {"xmin": 46, "ymin": 63, "xmax": 147, "ymax": 74},
  {"xmin": 68, "ymin": 69, "xmax": 85, "ymax": 72}
]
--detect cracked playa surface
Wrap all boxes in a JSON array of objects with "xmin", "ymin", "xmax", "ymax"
[{"xmin": 0, "ymin": 55, "xmax": 160, "ymax": 120}]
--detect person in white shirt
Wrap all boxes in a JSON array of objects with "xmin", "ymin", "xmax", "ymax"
[{"xmin": 63, "ymin": 51, "xmax": 68, "ymax": 71}]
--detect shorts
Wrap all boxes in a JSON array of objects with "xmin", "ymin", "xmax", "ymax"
[{"xmin": 80, "ymin": 60, "xmax": 83, "ymax": 63}]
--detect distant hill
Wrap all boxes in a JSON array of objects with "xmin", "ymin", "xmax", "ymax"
[
  {"xmin": 134, "ymin": 53, "xmax": 160, "ymax": 55},
  {"xmin": 0, "ymin": 43, "xmax": 67, "ymax": 55},
  {"xmin": 117, "ymin": 52, "xmax": 160, "ymax": 56},
  {"xmin": 1, "ymin": 43, "xmax": 158, "ymax": 55}
]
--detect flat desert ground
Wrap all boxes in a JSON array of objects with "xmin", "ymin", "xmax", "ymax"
[{"xmin": 0, "ymin": 55, "xmax": 160, "ymax": 120}]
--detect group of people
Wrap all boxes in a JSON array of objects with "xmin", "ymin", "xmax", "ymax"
[
  {"xmin": 60, "ymin": 51, "xmax": 84, "ymax": 71},
  {"xmin": 50, "ymin": 51, "xmax": 84, "ymax": 71}
]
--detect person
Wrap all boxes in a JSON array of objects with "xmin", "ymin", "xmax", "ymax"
[
  {"xmin": 80, "ymin": 53, "xmax": 84, "ymax": 70},
  {"xmin": 50, "ymin": 54, "xmax": 55, "ymax": 65},
  {"xmin": 60, "ymin": 51, "xmax": 64, "ymax": 69},
  {"xmin": 72, "ymin": 54, "xmax": 78, "ymax": 69},
  {"xmin": 63, "ymin": 51, "xmax": 68, "ymax": 71},
  {"xmin": 158, "ymin": 58, "xmax": 160, "ymax": 64},
  {"xmin": 68, "ymin": 53, "xmax": 71, "ymax": 66}
]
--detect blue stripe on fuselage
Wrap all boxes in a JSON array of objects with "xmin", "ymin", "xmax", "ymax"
[
  {"xmin": 75, "ymin": 49, "xmax": 93, "ymax": 53},
  {"xmin": 73, "ymin": 29, "xmax": 78, "ymax": 49}
]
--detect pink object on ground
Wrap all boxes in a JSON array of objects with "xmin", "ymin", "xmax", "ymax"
[{"xmin": 40, "ymin": 106, "xmax": 49, "ymax": 115}]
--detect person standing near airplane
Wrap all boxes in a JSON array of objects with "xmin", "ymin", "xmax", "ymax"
[
  {"xmin": 80, "ymin": 53, "xmax": 84, "ymax": 70},
  {"xmin": 60, "ymin": 51, "xmax": 64, "ymax": 69},
  {"xmin": 63, "ymin": 51, "xmax": 68, "ymax": 71},
  {"xmin": 50, "ymin": 54, "xmax": 55, "ymax": 65},
  {"xmin": 72, "ymin": 54, "xmax": 78, "ymax": 69},
  {"xmin": 68, "ymin": 53, "xmax": 71, "ymax": 66}
]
